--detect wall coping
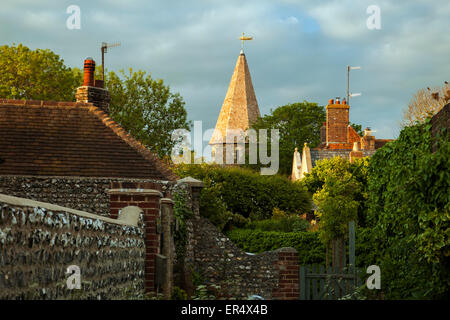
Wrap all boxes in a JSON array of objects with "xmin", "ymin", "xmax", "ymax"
[
  {"xmin": 0, "ymin": 193, "xmax": 136, "ymax": 227},
  {"xmin": 160, "ymin": 198, "xmax": 174, "ymax": 205},
  {"xmin": 108, "ymin": 188, "xmax": 163, "ymax": 198}
]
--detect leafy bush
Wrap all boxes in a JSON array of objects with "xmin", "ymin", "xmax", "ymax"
[
  {"xmin": 173, "ymin": 163, "xmax": 312, "ymax": 223},
  {"xmin": 171, "ymin": 286, "xmax": 188, "ymax": 300},
  {"xmin": 364, "ymin": 119, "xmax": 449, "ymax": 299},
  {"xmin": 245, "ymin": 214, "xmax": 310, "ymax": 233},
  {"xmin": 303, "ymin": 156, "xmax": 370, "ymax": 227},
  {"xmin": 226, "ymin": 229, "xmax": 325, "ymax": 265}
]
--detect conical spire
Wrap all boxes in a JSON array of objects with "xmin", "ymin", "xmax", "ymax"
[{"xmin": 209, "ymin": 51, "xmax": 261, "ymax": 145}]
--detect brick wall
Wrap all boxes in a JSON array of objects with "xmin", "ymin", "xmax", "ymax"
[
  {"xmin": 431, "ymin": 103, "xmax": 449, "ymax": 152},
  {"xmin": 108, "ymin": 181, "xmax": 164, "ymax": 294},
  {"xmin": 272, "ymin": 248, "xmax": 299, "ymax": 300}
]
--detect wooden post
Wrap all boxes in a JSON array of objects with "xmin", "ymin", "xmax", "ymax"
[
  {"xmin": 349, "ymin": 220, "xmax": 356, "ymax": 287},
  {"xmin": 349, "ymin": 221, "xmax": 355, "ymax": 266},
  {"xmin": 299, "ymin": 266, "xmax": 306, "ymax": 300}
]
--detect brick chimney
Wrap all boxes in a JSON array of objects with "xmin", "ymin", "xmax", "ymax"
[
  {"xmin": 360, "ymin": 127, "xmax": 375, "ymax": 150},
  {"xmin": 75, "ymin": 57, "xmax": 111, "ymax": 113},
  {"xmin": 326, "ymin": 97, "xmax": 350, "ymax": 145}
]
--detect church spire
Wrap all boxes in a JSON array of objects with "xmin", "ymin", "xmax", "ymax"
[{"xmin": 209, "ymin": 49, "xmax": 261, "ymax": 145}]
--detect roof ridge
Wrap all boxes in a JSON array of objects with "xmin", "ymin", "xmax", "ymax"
[
  {"xmin": 88, "ymin": 106, "xmax": 178, "ymax": 181},
  {"xmin": 0, "ymin": 98, "xmax": 94, "ymax": 108}
]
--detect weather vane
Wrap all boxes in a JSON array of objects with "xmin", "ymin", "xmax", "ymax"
[{"xmin": 239, "ymin": 32, "xmax": 253, "ymax": 51}]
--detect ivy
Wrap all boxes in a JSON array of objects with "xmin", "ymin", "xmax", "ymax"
[{"xmin": 365, "ymin": 119, "xmax": 449, "ymax": 299}]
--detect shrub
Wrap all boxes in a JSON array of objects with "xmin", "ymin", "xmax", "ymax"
[
  {"xmin": 173, "ymin": 163, "xmax": 312, "ymax": 222},
  {"xmin": 226, "ymin": 229, "xmax": 325, "ymax": 265},
  {"xmin": 245, "ymin": 215, "xmax": 310, "ymax": 233}
]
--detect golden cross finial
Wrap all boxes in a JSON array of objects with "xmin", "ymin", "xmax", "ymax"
[{"xmin": 239, "ymin": 32, "xmax": 253, "ymax": 51}]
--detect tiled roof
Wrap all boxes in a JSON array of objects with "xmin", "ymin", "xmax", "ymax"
[
  {"xmin": 374, "ymin": 139, "xmax": 393, "ymax": 149},
  {"xmin": 0, "ymin": 99, "xmax": 177, "ymax": 180}
]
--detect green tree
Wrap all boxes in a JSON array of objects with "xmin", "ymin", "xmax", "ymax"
[
  {"xmin": 106, "ymin": 68, "xmax": 191, "ymax": 158},
  {"xmin": 0, "ymin": 44, "xmax": 80, "ymax": 101},
  {"xmin": 303, "ymin": 156, "xmax": 370, "ymax": 227},
  {"xmin": 248, "ymin": 101, "xmax": 326, "ymax": 176}
]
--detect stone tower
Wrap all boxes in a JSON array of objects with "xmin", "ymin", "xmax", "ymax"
[{"xmin": 209, "ymin": 50, "xmax": 261, "ymax": 163}]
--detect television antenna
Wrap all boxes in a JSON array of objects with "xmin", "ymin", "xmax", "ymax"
[
  {"xmin": 347, "ymin": 66, "xmax": 361, "ymax": 103},
  {"xmin": 101, "ymin": 42, "xmax": 121, "ymax": 81}
]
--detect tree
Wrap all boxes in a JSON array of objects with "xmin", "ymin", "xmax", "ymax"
[
  {"xmin": 0, "ymin": 44, "xmax": 80, "ymax": 101},
  {"xmin": 106, "ymin": 68, "xmax": 191, "ymax": 158},
  {"xmin": 248, "ymin": 101, "xmax": 326, "ymax": 176},
  {"xmin": 402, "ymin": 84, "xmax": 449, "ymax": 126},
  {"xmin": 350, "ymin": 123, "xmax": 364, "ymax": 136}
]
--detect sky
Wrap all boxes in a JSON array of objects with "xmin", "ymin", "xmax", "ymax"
[{"xmin": 1, "ymin": 0, "xmax": 449, "ymax": 142}]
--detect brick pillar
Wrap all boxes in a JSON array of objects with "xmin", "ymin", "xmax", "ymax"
[
  {"xmin": 272, "ymin": 247, "xmax": 299, "ymax": 300},
  {"xmin": 108, "ymin": 182, "xmax": 163, "ymax": 294},
  {"xmin": 160, "ymin": 197, "xmax": 174, "ymax": 299}
]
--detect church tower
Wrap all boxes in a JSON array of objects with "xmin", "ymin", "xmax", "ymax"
[{"xmin": 209, "ymin": 47, "xmax": 261, "ymax": 164}]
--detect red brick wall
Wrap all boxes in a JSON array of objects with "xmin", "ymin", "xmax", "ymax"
[
  {"xmin": 109, "ymin": 181, "xmax": 163, "ymax": 293},
  {"xmin": 272, "ymin": 248, "xmax": 299, "ymax": 300},
  {"xmin": 326, "ymin": 104, "xmax": 349, "ymax": 144}
]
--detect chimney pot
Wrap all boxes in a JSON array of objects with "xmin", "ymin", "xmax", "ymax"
[
  {"xmin": 328, "ymin": 99, "xmax": 334, "ymax": 105},
  {"xmin": 82, "ymin": 58, "xmax": 96, "ymax": 87}
]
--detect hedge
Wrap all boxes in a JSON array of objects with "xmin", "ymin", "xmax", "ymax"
[
  {"xmin": 173, "ymin": 163, "xmax": 312, "ymax": 220},
  {"xmin": 226, "ymin": 229, "xmax": 325, "ymax": 265}
]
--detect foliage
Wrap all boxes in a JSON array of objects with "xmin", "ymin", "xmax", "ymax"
[
  {"xmin": 173, "ymin": 187, "xmax": 192, "ymax": 270},
  {"xmin": 173, "ymin": 163, "xmax": 312, "ymax": 226},
  {"xmin": 313, "ymin": 169, "xmax": 360, "ymax": 245},
  {"xmin": 350, "ymin": 122, "xmax": 364, "ymax": 136},
  {"xmin": 0, "ymin": 44, "xmax": 81, "ymax": 101},
  {"xmin": 191, "ymin": 284, "xmax": 222, "ymax": 300},
  {"xmin": 402, "ymin": 85, "xmax": 449, "ymax": 126},
  {"xmin": 244, "ymin": 209, "xmax": 310, "ymax": 233},
  {"xmin": 247, "ymin": 101, "xmax": 326, "ymax": 176},
  {"xmin": 226, "ymin": 229, "xmax": 325, "ymax": 265},
  {"xmin": 171, "ymin": 286, "xmax": 188, "ymax": 300},
  {"xmin": 303, "ymin": 156, "xmax": 370, "ymax": 227},
  {"xmin": 106, "ymin": 68, "xmax": 191, "ymax": 158},
  {"xmin": 365, "ymin": 119, "xmax": 449, "ymax": 299}
]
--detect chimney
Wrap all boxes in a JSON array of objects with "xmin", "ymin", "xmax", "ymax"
[
  {"xmin": 326, "ymin": 97, "xmax": 349, "ymax": 145},
  {"xmin": 76, "ymin": 57, "xmax": 111, "ymax": 113},
  {"xmin": 349, "ymin": 141, "xmax": 363, "ymax": 163},
  {"xmin": 361, "ymin": 127, "xmax": 375, "ymax": 150}
]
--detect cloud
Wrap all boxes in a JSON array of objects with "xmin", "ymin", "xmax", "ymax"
[{"xmin": 0, "ymin": 0, "xmax": 449, "ymax": 140}]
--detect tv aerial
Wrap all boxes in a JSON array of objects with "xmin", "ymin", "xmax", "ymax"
[{"xmin": 101, "ymin": 42, "xmax": 121, "ymax": 81}]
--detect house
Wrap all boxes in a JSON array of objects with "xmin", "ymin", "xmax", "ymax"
[
  {"xmin": 292, "ymin": 98, "xmax": 393, "ymax": 180},
  {"xmin": 0, "ymin": 57, "xmax": 178, "ymax": 294}
]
